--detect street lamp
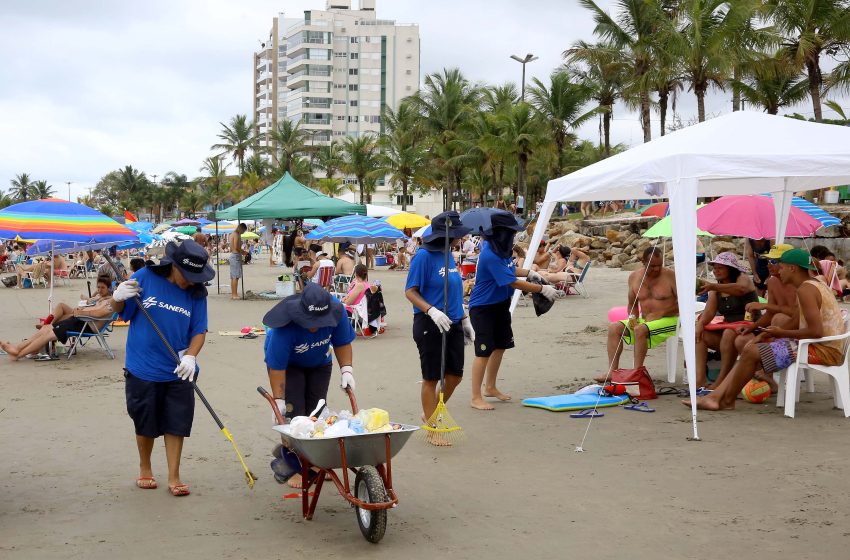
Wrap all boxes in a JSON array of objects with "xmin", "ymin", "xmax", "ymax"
[
  {"xmin": 510, "ymin": 53, "xmax": 537, "ymax": 219},
  {"xmin": 510, "ymin": 53, "xmax": 538, "ymax": 102},
  {"xmin": 66, "ymin": 181, "xmax": 72, "ymax": 202}
]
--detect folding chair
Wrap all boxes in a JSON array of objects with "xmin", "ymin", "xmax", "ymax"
[
  {"xmin": 65, "ymin": 313, "xmax": 118, "ymax": 359},
  {"xmin": 347, "ymin": 297, "xmax": 376, "ymax": 338},
  {"xmin": 315, "ymin": 265, "xmax": 335, "ymax": 291},
  {"xmin": 331, "ymin": 274, "xmax": 353, "ymax": 299},
  {"xmin": 559, "ymin": 261, "xmax": 592, "ymax": 298},
  {"xmin": 53, "ymin": 269, "xmax": 70, "ymax": 286}
]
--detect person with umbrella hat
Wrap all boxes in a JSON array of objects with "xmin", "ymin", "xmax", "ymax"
[
  {"xmin": 468, "ymin": 212, "xmax": 559, "ymax": 410},
  {"xmin": 404, "ymin": 211, "xmax": 474, "ymax": 445},
  {"xmin": 109, "ymin": 239, "xmax": 215, "ymax": 497},
  {"xmin": 263, "ymin": 282, "xmax": 356, "ymax": 487}
]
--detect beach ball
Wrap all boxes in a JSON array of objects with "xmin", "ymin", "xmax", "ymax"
[
  {"xmin": 608, "ymin": 306, "xmax": 629, "ymax": 323},
  {"xmin": 741, "ymin": 379, "xmax": 771, "ymax": 403}
]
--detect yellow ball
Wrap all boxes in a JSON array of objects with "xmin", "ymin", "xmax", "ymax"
[{"xmin": 741, "ymin": 379, "xmax": 772, "ymax": 403}]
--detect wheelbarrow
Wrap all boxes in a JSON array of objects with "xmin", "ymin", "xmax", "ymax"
[{"xmin": 258, "ymin": 386, "xmax": 418, "ymax": 543}]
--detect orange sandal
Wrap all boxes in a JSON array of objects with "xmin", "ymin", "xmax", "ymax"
[
  {"xmin": 168, "ymin": 483, "xmax": 190, "ymax": 497},
  {"xmin": 136, "ymin": 477, "xmax": 157, "ymax": 489}
]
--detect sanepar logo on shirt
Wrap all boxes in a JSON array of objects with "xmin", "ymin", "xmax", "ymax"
[
  {"xmin": 140, "ymin": 296, "xmax": 191, "ymax": 318},
  {"xmin": 438, "ymin": 266, "xmax": 459, "ymax": 277}
]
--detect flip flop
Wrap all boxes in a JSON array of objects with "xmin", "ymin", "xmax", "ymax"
[
  {"xmin": 168, "ymin": 483, "xmax": 191, "ymax": 497},
  {"xmin": 569, "ymin": 409, "xmax": 604, "ymax": 418},
  {"xmin": 135, "ymin": 476, "xmax": 157, "ymax": 489},
  {"xmin": 624, "ymin": 402, "xmax": 656, "ymax": 413},
  {"xmin": 239, "ymin": 332, "xmax": 258, "ymax": 339}
]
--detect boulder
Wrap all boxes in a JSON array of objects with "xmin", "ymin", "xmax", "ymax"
[
  {"xmin": 605, "ymin": 229, "xmax": 620, "ymax": 243},
  {"xmin": 590, "ymin": 238, "xmax": 607, "ymax": 250},
  {"xmin": 711, "ymin": 241, "xmax": 737, "ymax": 253}
]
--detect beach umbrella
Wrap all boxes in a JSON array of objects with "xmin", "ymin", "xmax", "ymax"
[
  {"xmin": 196, "ymin": 217, "xmax": 213, "ymax": 225},
  {"xmin": 386, "ymin": 212, "xmax": 430, "ymax": 229},
  {"xmin": 26, "ymin": 239, "xmax": 81, "ymax": 256},
  {"xmin": 759, "ymin": 194, "xmax": 840, "ymax": 228},
  {"xmin": 202, "ymin": 221, "xmax": 237, "ymax": 235},
  {"xmin": 0, "ymin": 198, "xmax": 138, "ymax": 311},
  {"xmin": 303, "ymin": 218, "xmax": 324, "ymax": 229},
  {"xmin": 241, "ymin": 231, "xmax": 260, "ymax": 239},
  {"xmin": 638, "ymin": 202, "xmax": 668, "ymax": 217},
  {"xmin": 173, "ymin": 226, "xmax": 198, "ymax": 235},
  {"xmin": 172, "ymin": 218, "xmax": 200, "ymax": 226},
  {"xmin": 306, "ymin": 215, "xmax": 406, "ymax": 244},
  {"xmin": 642, "ymin": 205, "xmax": 711, "ymax": 238},
  {"xmin": 459, "ymin": 208, "xmax": 524, "ymax": 235},
  {"xmin": 152, "ymin": 223, "xmax": 172, "ymax": 234},
  {"xmin": 697, "ymin": 195, "xmax": 823, "ymax": 238},
  {"xmin": 126, "ymin": 221, "xmax": 155, "ymax": 232},
  {"xmin": 366, "ymin": 203, "xmax": 403, "ymax": 218},
  {"xmin": 161, "ymin": 231, "xmax": 192, "ymax": 242},
  {"xmin": 413, "ymin": 225, "xmax": 430, "ymax": 238}
]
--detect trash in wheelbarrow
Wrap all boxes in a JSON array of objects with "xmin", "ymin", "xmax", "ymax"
[{"xmin": 273, "ymin": 407, "xmax": 399, "ymax": 439}]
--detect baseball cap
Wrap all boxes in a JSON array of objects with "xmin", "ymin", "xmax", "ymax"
[
  {"xmin": 779, "ymin": 248, "xmax": 817, "ymax": 271},
  {"xmin": 763, "ymin": 243, "xmax": 794, "ymax": 259}
]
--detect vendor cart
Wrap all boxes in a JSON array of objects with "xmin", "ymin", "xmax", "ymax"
[{"xmin": 258, "ymin": 387, "xmax": 417, "ymax": 543}]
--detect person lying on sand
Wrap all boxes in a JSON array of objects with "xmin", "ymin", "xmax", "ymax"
[
  {"xmin": 597, "ymin": 246, "xmax": 678, "ymax": 381},
  {"xmin": 685, "ymin": 249, "xmax": 844, "ymax": 411}
]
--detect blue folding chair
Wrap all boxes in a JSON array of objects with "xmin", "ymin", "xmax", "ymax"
[{"xmin": 65, "ymin": 313, "xmax": 118, "ymax": 359}]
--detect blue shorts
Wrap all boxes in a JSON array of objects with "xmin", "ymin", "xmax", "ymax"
[{"xmin": 124, "ymin": 370, "xmax": 195, "ymax": 438}]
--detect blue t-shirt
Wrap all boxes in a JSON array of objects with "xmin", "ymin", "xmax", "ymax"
[
  {"xmin": 122, "ymin": 267, "xmax": 209, "ymax": 382},
  {"xmin": 265, "ymin": 312, "xmax": 356, "ymax": 370},
  {"xmin": 404, "ymin": 248, "xmax": 464, "ymax": 323},
  {"xmin": 469, "ymin": 241, "xmax": 517, "ymax": 308}
]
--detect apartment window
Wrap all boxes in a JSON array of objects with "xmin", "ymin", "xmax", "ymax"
[
  {"xmin": 334, "ymin": 84, "xmax": 346, "ymax": 89},
  {"xmin": 406, "ymin": 69, "xmax": 412, "ymax": 75},
  {"xmin": 349, "ymin": 69, "xmax": 358, "ymax": 75},
  {"xmin": 350, "ymin": 36, "xmax": 359, "ymax": 43},
  {"xmin": 333, "ymin": 99, "xmax": 346, "ymax": 104},
  {"xmin": 334, "ymin": 51, "xmax": 347, "ymax": 58},
  {"xmin": 348, "ymin": 84, "xmax": 358, "ymax": 91},
  {"xmin": 350, "ymin": 100, "xmax": 359, "ymax": 106},
  {"xmin": 350, "ymin": 52, "xmax": 359, "ymax": 59},
  {"xmin": 396, "ymin": 194, "xmax": 413, "ymax": 206},
  {"xmin": 348, "ymin": 116, "xmax": 359, "ymax": 122},
  {"xmin": 337, "ymin": 115, "xmax": 345, "ymax": 120}
]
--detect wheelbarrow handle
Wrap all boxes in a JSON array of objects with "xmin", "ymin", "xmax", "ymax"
[
  {"xmin": 345, "ymin": 387, "xmax": 359, "ymax": 415},
  {"xmin": 257, "ymin": 386, "xmax": 287, "ymax": 426}
]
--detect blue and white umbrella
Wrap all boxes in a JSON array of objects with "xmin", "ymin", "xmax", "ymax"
[
  {"xmin": 760, "ymin": 194, "xmax": 840, "ymax": 228},
  {"xmin": 306, "ymin": 215, "xmax": 406, "ymax": 244}
]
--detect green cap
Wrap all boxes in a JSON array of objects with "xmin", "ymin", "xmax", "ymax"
[{"xmin": 779, "ymin": 248, "xmax": 817, "ymax": 271}]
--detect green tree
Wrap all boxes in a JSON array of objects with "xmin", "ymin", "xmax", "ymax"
[
  {"xmin": 244, "ymin": 152, "xmax": 270, "ymax": 180},
  {"xmin": 9, "ymin": 173, "xmax": 34, "ymax": 201},
  {"xmin": 181, "ymin": 190, "xmax": 205, "ymax": 216},
  {"xmin": 0, "ymin": 189, "xmax": 13, "ymax": 208},
  {"xmin": 768, "ymin": 0, "xmax": 850, "ymax": 122},
  {"xmin": 267, "ymin": 119, "xmax": 309, "ymax": 172},
  {"xmin": 161, "ymin": 172, "xmax": 192, "ymax": 219},
  {"xmin": 211, "ymin": 114, "xmax": 256, "ymax": 176},
  {"xmin": 31, "ymin": 180, "xmax": 55, "ymax": 199},
  {"xmin": 114, "ymin": 165, "xmax": 151, "ymax": 213},
  {"xmin": 379, "ymin": 101, "xmax": 434, "ymax": 211},
  {"xmin": 316, "ymin": 177, "xmax": 345, "ymax": 197},
  {"xmin": 731, "ymin": 52, "xmax": 810, "ymax": 114},
  {"xmin": 496, "ymin": 102, "xmax": 547, "ymax": 212},
  {"xmin": 198, "ymin": 156, "xmax": 230, "ymax": 211},
  {"xmin": 314, "ymin": 140, "xmax": 345, "ymax": 181},
  {"xmin": 342, "ymin": 134, "xmax": 381, "ymax": 204}
]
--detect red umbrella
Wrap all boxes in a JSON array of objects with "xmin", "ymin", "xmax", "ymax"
[{"xmin": 640, "ymin": 202, "xmax": 668, "ymax": 218}]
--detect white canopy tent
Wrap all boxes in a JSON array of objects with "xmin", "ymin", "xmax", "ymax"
[{"xmin": 517, "ymin": 112, "xmax": 850, "ymax": 440}]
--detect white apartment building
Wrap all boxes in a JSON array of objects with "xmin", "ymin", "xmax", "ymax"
[{"xmin": 253, "ymin": 1, "xmax": 442, "ymax": 216}]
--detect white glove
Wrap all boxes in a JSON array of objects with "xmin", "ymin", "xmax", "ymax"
[
  {"xmin": 174, "ymin": 354, "xmax": 197, "ymax": 382},
  {"xmin": 526, "ymin": 270, "xmax": 544, "ymax": 283},
  {"xmin": 426, "ymin": 306, "xmax": 452, "ymax": 333},
  {"xmin": 462, "ymin": 316, "xmax": 475, "ymax": 346},
  {"xmin": 112, "ymin": 280, "xmax": 141, "ymax": 302},
  {"xmin": 273, "ymin": 398, "xmax": 286, "ymax": 423},
  {"xmin": 340, "ymin": 365, "xmax": 355, "ymax": 391},
  {"xmin": 539, "ymin": 284, "xmax": 559, "ymax": 302}
]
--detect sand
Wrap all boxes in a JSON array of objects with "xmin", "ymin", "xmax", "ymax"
[{"xmin": 1, "ymin": 262, "xmax": 849, "ymax": 559}]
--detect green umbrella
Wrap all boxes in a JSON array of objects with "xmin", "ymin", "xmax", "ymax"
[
  {"xmin": 173, "ymin": 226, "xmax": 198, "ymax": 235},
  {"xmin": 642, "ymin": 206, "xmax": 712, "ymax": 238}
]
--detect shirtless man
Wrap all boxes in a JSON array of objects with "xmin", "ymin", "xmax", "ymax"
[
  {"xmin": 229, "ymin": 223, "xmax": 248, "ymax": 300},
  {"xmin": 600, "ymin": 246, "xmax": 678, "ymax": 376},
  {"xmin": 531, "ymin": 240, "xmax": 551, "ymax": 271},
  {"xmin": 193, "ymin": 227, "xmax": 207, "ymax": 252},
  {"xmin": 336, "ymin": 247, "xmax": 356, "ymax": 276}
]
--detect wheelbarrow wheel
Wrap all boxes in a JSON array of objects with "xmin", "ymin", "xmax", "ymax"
[{"xmin": 354, "ymin": 466, "xmax": 388, "ymax": 543}]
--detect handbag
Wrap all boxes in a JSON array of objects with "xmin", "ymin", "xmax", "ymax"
[{"xmin": 609, "ymin": 366, "xmax": 657, "ymax": 400}]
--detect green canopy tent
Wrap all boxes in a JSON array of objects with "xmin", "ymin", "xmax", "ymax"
[{"xmin": 211, "ymin": 173, "xmax": 366, "ymax": 297}]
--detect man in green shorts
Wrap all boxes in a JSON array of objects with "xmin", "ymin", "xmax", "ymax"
[{"xmin": 603, "ymin": 246, "xmax": 679, "ymax": 373}]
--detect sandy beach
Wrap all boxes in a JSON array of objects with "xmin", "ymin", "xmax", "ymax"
[{"xmin": 2, "ymin": 261, "xmax": 849, "ymax": 560}]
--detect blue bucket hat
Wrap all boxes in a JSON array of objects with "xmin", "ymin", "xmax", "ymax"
[
  {"xmin": 263, "ymin": 283, "xmax": 344, "ymax": 329},
  {"xmin": 421, "ymin": 211, "xmax": 472, "ymax": 244},
  {"xmin": 159, "ymin": 239, "xmax": 215, "ymax": 283}
]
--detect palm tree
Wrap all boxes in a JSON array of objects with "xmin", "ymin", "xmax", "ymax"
[
  {"xmin": 827, "ymin": 59, "xmax": 850, "ymax": 96},
  {"xmin": 181, "ymin": 190, "xmax": 204, "ymax": 217},
  {"xmin": 410, "ymin": 68, "xmax": 481, "ymax": 210},
  {"xmin": 731, "ymin": 52, "xmax": 810, "ymax": 114},
  {"xmin": 342, "ymin": 134, "xmax": 381, "ymax": 204},
  {"xmin": 198, "ymin": 156, "xmax": 230, "ymax": 210},
  {"xmin": 565, "ymin": 41, "xmax": 626, "ymax": 157},
  {"xmin": 244, "ymin": 152, "xmax": 270, "ymax": 180},
  {"xmin": 267, "ymin": 119, "xmax": 309, "ymax": 172},
  {"xmin": 161, "ymin": 172, "xmax": 191, "ymax": 219},
  {"xmin": 31, "ymin": 180, "xmax": 55, "ymax": 199},
  {"xmin": 9, "ymin": 173, "xmax": 33, "ymax": 201},
  {"xmin": 379, "ymin": 101, "xmax": 434, "ymax": 211},
  {"xmin": 579, "ymin": 0, "xmax": 665, "ymax": 142},
  {"xmin": 528, "ymin": 71, "xmax": 596, "ymax": 175},
  {"xmin": 0, "ymin": 189, "xmax": 13, "ymax": 209},
  {"xmin": 496, "ymin": 102, "xmax": 547, "ymax": 210},
  {"xmin": 114, "ymin": 165, "xmax": 150, "ymax": 213},
  {"xmin": 317, "ymin": 177, "xmax": 345, "ymax": 197},
  {"xmin": 211, "ymin": 114, "xmax": 256, "ymax": 176},
  {"xmin": 314, "ymin": 140, "xmax": 345, "ymax": 181},
  {"xmin": 768, "ymin": 0, "xmax": 850, "ymax": 122}
]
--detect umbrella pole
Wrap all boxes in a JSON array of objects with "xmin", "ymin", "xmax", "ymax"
[
  {"xmin": 215, "ymin": 220, "xmax": 220, "ymax": 295},
  {"xmin": 48, "ymin": 239, "xmax": 54, "ymax": 314}
]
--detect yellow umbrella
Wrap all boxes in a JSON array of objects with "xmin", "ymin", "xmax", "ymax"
[
  {"xmin": 241, "ymin": 231, "xmax": 259, "ymax": 239},
  {"xmin": 386, "ymin": 212, "xmax": 430, "ymax": 229}
]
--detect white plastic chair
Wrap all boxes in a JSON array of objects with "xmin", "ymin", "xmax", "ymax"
[
  {"xmin": 774, "ymin": 313, "xmax": 850, "ymax": 418},
  {"xmin": 347, "ymin": 296, "xmax": 375, "ymax": 338},
  {"xmin": 665, "ymin": 301, "xmax": 707, "ymax": 383}
]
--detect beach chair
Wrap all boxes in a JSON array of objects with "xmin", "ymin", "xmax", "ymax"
[
  {"xmin": 53, "ymin": 269, "xmax": 70, "ymax": 286},
  {"xmin": 65, "ymin": 313, "xmax": 118, "ymax": 360},
  {"xmin": 774, "ymin": 312, "xmax": 850, "ymax": 418},
  {"xmin": 664, "ymin": 301, "xmax": 707, "ymax": 384},
  {"xmin": 347, "ymin": 296, "xmax": 376, "ymax": 338},
  {"xmin": 558, "ymin": 262, "xmax": 592, "ymax": 298},
  {"xmin": 331, "ymin": 274, "xmax": 353, "ymax": 299},
  {"xmin": 315, "ymin": 265, "xmax": 335, "ymax": 291}
]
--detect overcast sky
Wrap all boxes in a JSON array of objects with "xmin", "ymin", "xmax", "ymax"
[{"xmin": 0, "ymin": 0, "xmax": 845, "ymax": 201}]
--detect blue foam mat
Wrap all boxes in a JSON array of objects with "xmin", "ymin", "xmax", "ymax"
[{"xmin": 521, "ymin": 393, "xmax": 629, "ymax": 412}]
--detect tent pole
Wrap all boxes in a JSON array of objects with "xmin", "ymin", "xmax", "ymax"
[
  {"xmin": 215, "ymin": 218, "xmax": 220, "ymax": 295},
  {"xmin": 511, "ymin": 200, "xmax": 556, "ymax": 313},
  {"xmin": 239, "ymin": 210, "xmax": 244, "ymax": 300}
]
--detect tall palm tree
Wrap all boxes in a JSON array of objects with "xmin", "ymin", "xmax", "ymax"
[
  {"xmin": 244, "ymin": 152, "xmax": 270, "ymax": 180},
  {"xmin": 211, "ymin": 114, "xmax": 256, "ymax": 176},
  {"xmin": 496, "ymin": 102, "xmax": 547, "ymax": 208},
  {"xmin": 579, "ymin": 0, "xmax": 665, "ymax": 142},
  {"xmin": 316, "ymin": 177, "xmax": 345, "ymax": 198},
  {"xmin": 9, "ymin": 173, "xmax": 33, "ymax": 201},
  {"xmin": 267, "ymin": 119, "xmax": 309, "ymax": 172},
  {"xmin": 0, "ymin": 189, "xmax": 13, "ymax": 209},
  {"xmin": 731, "ymin": 52, "xmax": 811, "ymax": 114},
  {"xmin": 115, "ymin": 165, "xmax": 150, "ymax": 213},
  {"xmin": 314, "ymin": 140, "xmax": 345, "ymax": 181},
  {"xmin": 528, "ymin": 71, "xmax": 596, "ymax": 175},
  {"xmin": 379, "ymin": 101, "xmax": 433, "ymax": 211},
  {"xmin": 482, "ymin": 83, "xmax": 518, "ymax": 112},
  {"xmin": 198, "ymin": 156, "xmax": 230, "ymax": 210},
  {"xmin": 565, "ymin": 41, "xmax": 626, "ymax": 157},
  {"xmin": 181, "ymin": 190, "xmax": 204, "ymax": 216},
  {"xmin": 410, "ymin": 68, "xmax": 481, "ymax": 210},
  {"xmin": 342, "ymin": 134, "xmax": 381, "ymax": 204},
  {"xmin": 31, "ymin": 180, "xmax": 55, "ymax": 199},
  {"xmin": 161, "ymin": 172, "xmax": 191, "ymax": 219},
  {"xmin": 768, "ymin": 0, "xmax": 850, "ymax": 122}
]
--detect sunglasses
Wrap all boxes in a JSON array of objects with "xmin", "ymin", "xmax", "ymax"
[{"xmin": 767, "ymin": 259, "xmax": 779, "ymax": 265}]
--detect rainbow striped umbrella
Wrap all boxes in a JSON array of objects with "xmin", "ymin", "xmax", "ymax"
[{"xmin": 0, "ymin": 199, "xmax": 138, "ymax": 248}]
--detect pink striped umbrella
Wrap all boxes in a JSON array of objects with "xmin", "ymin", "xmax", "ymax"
[{"xmin": 696, "ymin": 195, "xmax": 823, "ymax": 238}]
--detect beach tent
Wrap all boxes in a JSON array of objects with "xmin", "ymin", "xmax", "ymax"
[
  {"xmin": 213, "ymin": 172, "xmax": 366, "ymax": 221},
  {"xmin": 520, "ymin": 112, "xmax": 850, "ymax": 440}
]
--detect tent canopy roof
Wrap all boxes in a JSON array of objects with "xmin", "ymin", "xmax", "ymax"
[
  {"xmin": 213, "ymin": 172, "xmax": 366, "ymax": 220},
  {"xmin": 545, "ymin": 112, "xmax": 850, "ymax": 202}
]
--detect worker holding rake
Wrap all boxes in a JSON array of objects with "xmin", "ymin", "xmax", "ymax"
[{"xmin": 111, "ymin": 239, "xmax": 214, "ymax": 497}]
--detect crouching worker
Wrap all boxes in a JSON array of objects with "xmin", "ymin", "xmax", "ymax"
[{"xmin": 264, "ymin": 282, "xmax": 356, "ymax": 488}]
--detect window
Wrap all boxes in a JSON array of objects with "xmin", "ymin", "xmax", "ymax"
[
  {"xmin": 349, "ymin": 68, "xmax": 358, "ymax": 75},
  {"xmin": 334, "ymin": 51, "xmax": 347, "ymax": 58},
  {"xmin": 350, "ymin": 36, "xmax": 359, "ymax": 43},
  {"xmin": 337, "ymin": 115, "xmax": 345, "ymax": 120},
  {"xmin": 350, "ymin": 52, "xmax": 359, "ymax": 59},
  {"xmin": 350, "ymin": 100, "xmax": 359, "ymax": 106},
  {"xmin": 348, "ymin": 84, "xmax": 358, "ymax": 91},
  {"xmin": 396, "ymin": 194, "xmax": 413, "ymax": 206},
  {"xmin": 334, "ymin": 84, "xmax": 346, "ymax": 89},
  {"xmin": 406, "ymin": 69, "xmax": 412, "ymax": 75},
  {"xmin": 333, "ymin": 99, "xmax": 346, "ymax": 104},
  {"xmin": 348, "ymin": 116, "xmax": 359, "ymax": 122}
]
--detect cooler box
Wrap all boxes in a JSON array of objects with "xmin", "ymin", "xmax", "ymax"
[
  {"xmin": 374, "ymin": 255, "xmax": 387, "ymax": 266},
  {"xmin": 460, "ymin": 262, "xmax": 476, "ymax": 278}
]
